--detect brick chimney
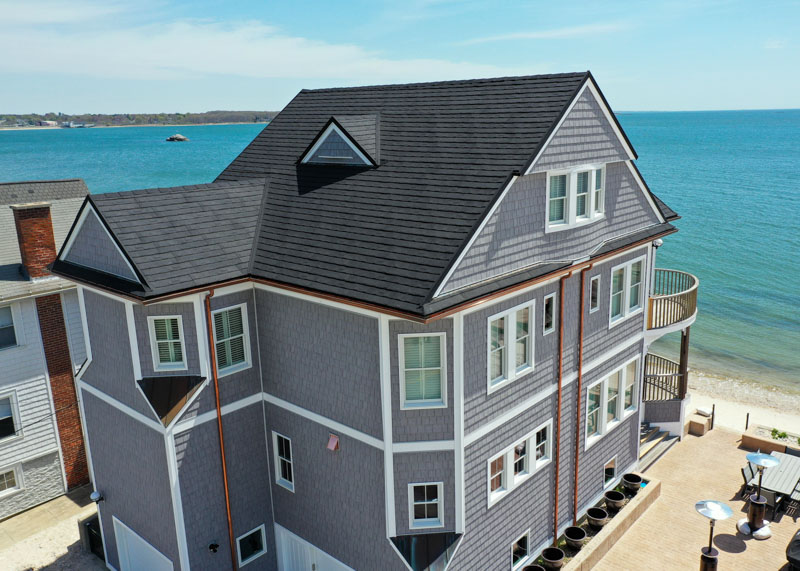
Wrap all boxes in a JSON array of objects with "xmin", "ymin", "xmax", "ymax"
[{"xmin": 10, "ymin": 202, "xmax": 57, "ymax": 279}]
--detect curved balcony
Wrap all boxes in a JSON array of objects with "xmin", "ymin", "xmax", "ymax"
[
  {"xmin": 647, "ymin": 269, "xmax": 699, "ymax": 330},
  {"xmin": 643, "ymin": 354, "xmax": 685, "ymax": 401}
]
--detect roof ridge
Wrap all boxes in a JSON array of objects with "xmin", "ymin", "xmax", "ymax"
[
  {"xmin": 94, "ymin": 178, "xmax": 268, "ymax": 200},
  {"xmin": 0, "ymin": 178, "xmax": 85, "ymax": 186}
]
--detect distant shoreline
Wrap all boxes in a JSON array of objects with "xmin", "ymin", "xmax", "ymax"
[{"xmin": 0, "ymin": 122, "xmax": 268, "ymax": 132}]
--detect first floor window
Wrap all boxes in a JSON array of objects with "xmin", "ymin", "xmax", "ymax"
[
  {"xmin": 607, "ymin": 371, "xmax": 620, "ymax": 423},
  {"xmin": 604, "ymin": 458, "xmax": 617, "ymax": 487},
  {"xmin": 587, "ymin": 384, "xmax": 601, "ymax": 438},
  {"xmin": 610, "ymin": 257, "xmax": 645, "ymax": 323},
  {"xmin": 590, "ymin": 275, "xmax": 600, "ymax": 312},
  {"xmin": 0, "ymin": 396, "xmax": 15, "ymax": 440},
  {"xmin": 149, "ymin": 316, "xmax": 186, "ymax": 370},
  {"xmin": 273, "ymin": 432, "xmax": 294, "ymax": 492},
  {"xmin": 401, "ymin": 334, "xmax": 445, "ymax": 407},
  {"xmin": 213, "ymin": 305, "xmax": 250, "ymax": 373},
  {"xmin": 488, "ymin": 421, "xmax": 552, "ymax": 506},
  {"xmin": 487, "ymin": 302, "xmax": 534, "ymax": 390},
  {"xmin": 0, "ymin": 468, "xmax": 19, "ymax": 495},
  {"xmin": 410, "ymin": 483, "xmax": 443, "ymax": 528},
  {"xmin": 543, "ymin": 294, "xmax": 555, "ymax": 335},
  {"xmin": 0, "ymin": 306, "xmax": 16, "ymax": 349},
  {"xmin": 237, "ymin": 525, "xmax": 266, "ymax": 567},
  {"xmin": 586, "ymin": 359, "xmax": 640, "ymax": 445},
  {"xmin": 512, "ymin": 532, "xmax": 529, "ymax": 569},
  {"xmin": 624, "ymin": 361, "xmax": 637, "ymax": 409}
]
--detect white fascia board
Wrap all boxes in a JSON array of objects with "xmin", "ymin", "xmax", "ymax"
[{"xmin": 300, "ymin": 122, "xmax": 373, "ymax": 166}]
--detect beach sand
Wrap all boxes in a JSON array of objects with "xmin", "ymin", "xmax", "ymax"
[{"xmin": 686, "ymin": 369, "xmax": 800, "ymax": 434}]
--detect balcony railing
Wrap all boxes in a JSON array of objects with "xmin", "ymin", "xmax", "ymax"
[
  {"xmin": 643, "ymin": 354, "xmax": 684, "ymax": 401},
  {"xmin": 647, "ymin": 269, "xmax": 699, "ymax": 330}
]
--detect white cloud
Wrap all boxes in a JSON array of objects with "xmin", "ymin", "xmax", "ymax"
[
  {"xmin": 764, "ymin": 39, "xmax": 787, "ymax": 50},
  {"xmin": 460, "ymin": 22, "xmax": 629, "ymax": 45},
  {"xmin": 0, "ymin": 0, "xmax": 129, "ymax": 24}
]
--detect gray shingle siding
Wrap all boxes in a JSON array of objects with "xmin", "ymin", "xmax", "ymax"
[
  {"xmin": 0, "ymin": 452, "xmax": 64, "ymax": 520},
  {"xmin": 63, "ymin": 210, "xmax": 139, "ymax": 282},
  {"xmin": 82, "ymin": 391, "xmax": 178, "ymax": 570},
  {"xmin": 256, "ymin": 289, "xmax": 383, "ymax": 439},
  {"xmin": 393, "ymin": 451, "xmax": 455, "ymax": 536},
  {"xmin": 389, "ymin": 318, "xmax": 454, "ymax": 443},
  {"xmin": 134, "ymin": 302, "xmax": 200, "ymax": 379},
  {"xmin": 265, "ymin": 403, "xmax": 405, "ymax": 571}
]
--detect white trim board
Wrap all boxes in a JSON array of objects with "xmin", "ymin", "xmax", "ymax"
[
  {"xmin": 172, "ymin": 392, "xmax": 262, "ymax": 434},
  {"xmin": 164, "ymin": 431, "xmax": 190, "ymax": 570},
  {"xmin": 379, "ymin": 314, "xmax": 396, "ymax": 538},
  {"xmin": 78, "ymin": 381, "xmax": 164, "ymax": 433}
]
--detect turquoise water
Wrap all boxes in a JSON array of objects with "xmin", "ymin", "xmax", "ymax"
[{"xmin": 0, "ymin": 114, "xmax": 797, "ymax": 388}]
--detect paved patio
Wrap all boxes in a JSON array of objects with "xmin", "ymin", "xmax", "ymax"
[{"xmin": 596, "ymin": 427, "xmax": 799, "ymax": 570}]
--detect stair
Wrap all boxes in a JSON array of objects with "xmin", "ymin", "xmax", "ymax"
[{"xmin": 639, "ymin": 422, "xmax": 679, "ymax": 472}]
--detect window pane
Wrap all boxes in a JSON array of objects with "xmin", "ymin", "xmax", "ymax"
[
  {"xmin": 426, "ymin": 484, "xmax": 438, "ymax": 500},
  {"xmin": 549, "ymin": 198, "xmax": 565, "ymax": 222},
  {"xmin": 404, "ymin": 337, "xmax": 422, "ymax": 369},
  {"xmin": 227, "ymin": 308, "xmax": 244, "ymax": 337},
  {"xmin": 512, "ymin": 534, "xmax": 529, "ymax": 564},
  {"xmin": 515, "ymin": 309, "xmax": 529, "ymax": 339},
  {"xmin": 239, "ymin": 530, "xmax": 263, "ymax": 562},
  {"xmin": 625, "ymin": 361, "xmax": 637, "ymax": 408},
  {"xmin": 414, "ymin": 485, "xmax": 425, "ymax": 502},
  {"xmin": 544, "ymin": 297, "xmax": 554, "ymax": 331},
  {"xmin": 216, "ymin": 340, "xmax": 231, "ymax": 369},
  {"xmin": 514, "ymin": 442, "xmax": 527, "ymax": 474},
  {"xmin": 229, "ymin": 336, "xmax": 246, "ymax": 365},
  {"xmin": 426, "ymin": 503, "xmax": 438, "ymax": 519},
  {"xmin": 604, "ymin": 458, "xmax": 616, "ymax": 485},
  {"xmin": 612, "ymin": 269, "xmax": 624, "ymax": 294},
  {"xmin": 422, "ymin": 336, "xmax": 441, "ymax": 368},
  {"xmin": 0, "ymin": 307, "xmax": 12, "ymax": 327},
  {"xmin": 576, "ymin": 172, "xmax": 589, "ymax": 217},
  {"xmin": 515, "ymin": 337, "xmax": 529, "ymax": 370},
  {"xmin": 515, "ymin": 309, "xmax": 529, "ymax": 370},
  {"xmin": 405, "ymin": 370, "xmax": 423, "ymax": 401},
  {"xmin": 0, "ymin": 470, "xmax": 15, "ymax": 492},
  {"xmin": 595, "ymin": 168, "xmax": 603, "ymax": 190},
  {"xmin": 491, "ymin": 317, "xmax": 505, "ymax": 350},
  {"xmin": 629, "ymin": 262, "xmax": 643, "ymax": 310},
  {"xmin": 0, "ymin": 326, "xmax": 15, "ymax": 349},
  {"xmin": 590, "ymin": 278, "xmax": 599, "ymax": 310},
  {"xmin": 422, "ymin": 370, "xmax": 442, "ymax": 400},
  {"xmin": 0, "ymin": 397, "xmax": 11, "ymax": 420},
  {"xmin": 414, "ymin": 504, "xmax": 426, "ymax": 519},
  {"xmin": 587, "ymin": 385, "xmax": 601, "ymax": 437},
  {"xmin": 490, "ymin": 347, "xmax": 505, "ymax": 382},
  {"xmin": 594, "ymin": 187, "xmax": 604, "ymax": 214},
  {"xmin": 171, "ymin": 341, "xmax": 183, "ymax": 362},
  {"xmin": 0, "ymin": 416, "xmax": 14, "ymax": 439},
  {"xmin": 549, "ymin": 175, "xmax": 566, "ymax": 198}
]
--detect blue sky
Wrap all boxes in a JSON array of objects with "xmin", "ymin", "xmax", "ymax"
[{"xmin": 1, "ymin": 0, "xmax": 797, "ymax": 113}]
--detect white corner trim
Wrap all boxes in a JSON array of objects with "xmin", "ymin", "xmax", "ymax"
[
  {"xmin": 124, "ymin": 302, "xmax": 142, "ymax": 381},
  {"xmin": 379, "ymin": 314, "xmax": 396, "ymax": 538},
  {"xmin": 193, "ymin": 294, "xmax": 210, "ymax": 380},
  {"xmin": 453, "ymin": 312, "xmax": 465, "ymax": 534},
  {"xmin": 300, "ymin": 122, "xmax": 373, "ymax": 166},
  {"xmin": 392, "ymin": 440, "xmax": 455, "ymax": 453},
  {"xmin": 164, "ymin": 431, "xmax": 190, "ymax": 570},
  {"xmin": 78, "ymin": 380, "xmax": 164, "ymax": 432},
  {"xmin": 172, "ymin": 392, "xmax": 262, "ymax": 434},
  {"xmin": 624, "ymin": 161, "xmax": 666, "ymax": 224}
]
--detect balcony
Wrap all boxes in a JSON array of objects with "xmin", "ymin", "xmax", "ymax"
[
  {"xmin": 643, "ymin": 354, "xmax": 685, "ymax": 401},
  {"xmin": 647, "ymin": 269, "xmax": 699, "ymax": 331}
]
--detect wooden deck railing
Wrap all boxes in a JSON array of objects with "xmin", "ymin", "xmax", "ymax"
[
  {"xmin": 643, "ymin": 354, "xmax": 684, "ymax": 401},
  {"xmin": 647, "ymin": 269, "xmax": 699, "ymax": 330}
]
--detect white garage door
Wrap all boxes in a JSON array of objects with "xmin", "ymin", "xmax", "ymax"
[
  {"xmin": 275, "ymin": 524, "xmax": 353, "ymax": 571},
  {"xmin": 113, "ymin": 517, "xmax": 173, "ymax": 571}
]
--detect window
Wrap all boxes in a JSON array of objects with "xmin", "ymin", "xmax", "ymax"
[
  {"xmin": 487, "ymin": 420, "xmax": 552, "ymax": 507},
  {"xmin": 609, "ymin": 257, "xmax": 645, "ymax": 324},
  {"xmin": 0, "ymin": 306, "xmax": 17, "ymax": 349},
  {"xmin": 590, "ymin": 276, "xmax": 600, "ymax": 313},
  {"xmin": 148, "ymin": 316, "xmax": 186, "ymax": 371},
  {"xmin": 212, "ymin": 305, "xmax": 251, "ymax": 375},
  {"xmin": 409, "ymin": 483, "xmax": 443, "ymax": 529},
  {"xmin": 546, "ymin": 166, "xmax": 606, "ymax": 230},
  {"xmin": 0, "ymin": 396, "xmax": 18, "ymax": 440},
  {"xmin": 400, "ymin": 334, "xmax": 446, "ymax": 408},
  {"xmin": 586, "ymin": 358, "xmax": 640, "ymax": 447},
  {"xmin": 0, "ymin": 466, "xmax": 21, "ymax": 497},
  {"xmin": 543, "ymin": 293, "xmax": 556, "ymax": 335},
  {"xmin": 272, "ymin": 432, "xmax": 294, "ymax": 492},
  {"xmin": 237, "ymin": 525, "xmax": 266, "ymax": 567},
  {"xmin": 604, "ymin": 457, "xmax": 617, "ymax": 487},
  {"xmin": 511, "ymin": 531, "xmax": 530, "ymax": 569},
  {"xmin": 487, "ymin": 302, "xmax": 534, "ymax": 392}
]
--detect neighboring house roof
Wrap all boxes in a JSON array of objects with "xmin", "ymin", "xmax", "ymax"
[
  {"xmin": 53, "ymin": 73, "xmax": 678, "ymax": 317},
  {"xmin": 0, "ymin": 179, "xmax": 89, "ymax": 301}
]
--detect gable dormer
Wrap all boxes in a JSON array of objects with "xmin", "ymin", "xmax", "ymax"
[{"xmin": 300, "ymin": 115, "xmax": 379, "ymax": 166}]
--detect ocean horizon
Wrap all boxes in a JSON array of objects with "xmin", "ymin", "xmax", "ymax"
[{"xmin": 1, "ymin": 111, "xmax": 797, "ymax": 393}]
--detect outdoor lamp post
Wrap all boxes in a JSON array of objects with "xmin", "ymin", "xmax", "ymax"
[
  {"xmin": 695, "ymin": 500, "xmax": 732, "ymax": 571},
  {"xmin": 746, "ymin": 452, "xmax": 780, "ymax": 531}
]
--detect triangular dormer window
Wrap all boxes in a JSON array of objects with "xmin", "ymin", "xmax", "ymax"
[{"xmin": 300, "ymin": 115, "xmax": 379, "ymax": 166}]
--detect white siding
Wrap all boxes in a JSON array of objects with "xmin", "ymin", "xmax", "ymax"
[{"xmin": 62, "ymin": 290, "xmax": 87, "ymax": 372}]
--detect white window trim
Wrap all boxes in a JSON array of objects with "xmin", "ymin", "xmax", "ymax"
[
  {"xmin": 543, "ymin": 293, "xmax": 556, "ymax": 336},
  {"xmin": 0, "ymin": 302, "xmax": 24, "ymax": 351},
  {"xmin": 486, "ymin": 301, "xmax": 535, "ymax": 394},
  {"xmin": 589, "ymin": 275, "xmax": 601, "ymax": 313},
  {"xmin": 585, "ymin": 357, "xmax": 640, "ymax": 450},
  {"xmin": 0, "ymin": 463, "xmax": 24, "ymax": 499},
  {"xmin": 408, "ymin": 481, "xmax": 444, "ymax": 530},
  {"xmin": 0, "ymin": 390, "xmax": 22, "ymax": 445},
  {"xmin": 487, "ymin": 419, "xmax": 553, "ymax": 508},
  {"xmin": 236, "ymin": 524, "xmax": 267, "ymax": 567},
  {"xmin": 399, "ymin": 332, "xmax": 448, "ymax": 410},
  {"xmin": 608, "ymin": 255, "xmax": 646, "ymax": 328},
  {"xmin": 545, "ymin": 164, "xmax": 607, "ymax": 233},
  {"xmin": 603, "ymin": 455, "xmax": 618, "ymax": 490},
  {"xmin": 272, "ymin": 431, "xmax": 295, "ymax": 492},
  {"xmin": 147, "ymin": 315, "xmax": 188, "ymax": 372},
  {"xmin": 511, "ymin": 529, "xmax": 531, "ymax": 570},
  {"xmin": 211, "ymin": 303, "xmax": 252, "ymax": 378}
]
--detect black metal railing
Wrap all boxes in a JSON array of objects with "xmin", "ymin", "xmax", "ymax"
[{"xmin": 643, "ymin": 353, "xmax": 683, "ymax": 401}]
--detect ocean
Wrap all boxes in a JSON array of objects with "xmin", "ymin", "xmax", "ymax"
[{"xmin": 1, "ymin": 113, "xmax": 798, "ymax": 391}]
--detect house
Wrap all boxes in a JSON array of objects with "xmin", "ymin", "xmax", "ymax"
[
  {"xmin": 0, "ymin": 179, "xmax": 90, "ymax": 520},
  {"xmin": 51, "ymin": 72, "xmax": 697, "ymax": 570}
]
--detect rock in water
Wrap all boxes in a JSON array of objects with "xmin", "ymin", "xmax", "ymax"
[{"xmin": 166, "ymin": 134, "xmax": 189, "ymax": 142}]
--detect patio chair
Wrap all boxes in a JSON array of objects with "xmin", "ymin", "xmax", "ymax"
[
  {"xmin": 741, "ymin": 467, "xmax": 755, "ymax": 498},
  {"xmin": 763, "ymin": 489, "xmax": 785, "ymax": 520}
]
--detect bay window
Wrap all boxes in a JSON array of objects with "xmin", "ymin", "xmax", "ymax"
[{"xmin": 546, "ymin": 165, "xmax": 606, "ymax": 230}]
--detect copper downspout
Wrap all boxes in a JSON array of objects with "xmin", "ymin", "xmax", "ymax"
[
  {"xmin": 553, "ymin": 273, "xmax": 570, "ymax": 544},
  {"xmin": 204, "ymin": 289, "xmax": 237, "ymax": 570},
  {"xmin": 573, "ymin": 265, "xmax": 592, "ymax": 524}
]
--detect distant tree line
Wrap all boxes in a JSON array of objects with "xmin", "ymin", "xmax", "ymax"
[{"xmin": 0, "ymin": 110, "xmax": 277, "ymax": 127}]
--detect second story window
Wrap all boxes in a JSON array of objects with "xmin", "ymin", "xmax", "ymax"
[
  {"xmin": 546, "ymin": 166, "xmax": 606, "ymax": 231},
  {"xmin": 487, "ymin": 302, "xmax": 534, "ymax": 393},
  {"xmin": 212, "ymin": 305, "xmax": 251, "ymax": 376},
  {"xmin": 610, "ymin": 257, "xmax": 645, "ymax": 325},
  {"xmin": 148, "ymin": 316, "xmax": 186, "ymax": 371},
  {"xmin": 400, "ymin": 334, "xmax": 446, "ymax": 409},
  {"xmin": 0, "ymin": 306, "xmax": 17, "ymax": 350},
  {"xmin": 272, "ymin": 432, "xmax": 294, "ymax": 492}
]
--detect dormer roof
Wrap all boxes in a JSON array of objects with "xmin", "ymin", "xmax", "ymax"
[{"xmin": 300, "ymin": 115, "xmax": 379, "ymax": 166}]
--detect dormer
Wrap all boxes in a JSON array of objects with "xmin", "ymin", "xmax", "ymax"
[{"xmin": 300, "ymin": 115, "xmax": 379, "ymax": 166}]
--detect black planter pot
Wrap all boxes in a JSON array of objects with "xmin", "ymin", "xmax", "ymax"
[
  {"xmin": 604, "ymin": 490, "xmax": 626, "ymax": 512},
  {"xmin": 540, "ymin": 547, "xmax": 566, "ymax": 569},
  {"xmin": 564, "ymin": 525, "xmax": 588, "ymax": 550},
  {"xmin": 622, "ymin": 473, "xmax": 643, "ymax": 495},
  {"xmin": 522, "ymin": 566, "xmax": 546, "ymax": 571},
  {"xmin": 587, "ymin": 506, "xmax": 609, "ymax": 529}
]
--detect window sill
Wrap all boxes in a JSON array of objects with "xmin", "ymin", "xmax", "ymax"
[
  {"xmin": 488, "ymin": 458, "xmax": 551, "ymax": 508},
  {"xmin": 276, "ymin": 479, "xmax": 294, "ymax": 493},
  {"xmin": 585, "ymin": 408, "xmax": 638, "ymax": 451},
  {"xmin": 153, "ymin": 363, "xmax": 188, "ymax": 373},
  {"xmin": 0, "ymin": 343, "xmax": 21, "ymax": 353},
  {"xmin": 0, "ymin": 434, "xmax": 23, "ymax": 448},
  {"xmin": 0, "ymin": 486, "xmax": 23, "ymax": 500},
  {"xmin": 218, "ymin": 361, "xmax": 252, "ymax": 379},
  {"xmin": 401, "ymin": 400, "xmax": 446, "ymax": 411},
  {"xmin": 410, "ymin": 520, "xmax": 444, "ymax": 530},
  {"xmin": 608, "ymin": 306, "xmax": 643, "ymax": 330},
  {"xmin": 545, "ymin": 214, "xmax": 605, "ymax": 234}
]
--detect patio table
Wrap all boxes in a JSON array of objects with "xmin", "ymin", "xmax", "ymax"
[{"xmin": 747, "ymin": 451, "xmax": 800, "ymax": 500}]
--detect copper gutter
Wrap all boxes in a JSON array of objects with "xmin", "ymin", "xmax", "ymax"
[
  {"xmin": 204, "ymin": 289, "xmax": 237, "ymax": 570},
  {"xmin": 553, "ymin": 272, "xmax": 571, "ymax": 544},
  {"xmin": 573, "ymin": 264, "xmax": 592, "ymax": 524}
]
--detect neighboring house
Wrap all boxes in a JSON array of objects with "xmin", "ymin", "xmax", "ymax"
[
  {"xmin": 0, "ymin": 179, "xmax": 90, "ymax": 520},
  {"xmin": 51, "ymin": 72, "xmax": 697, "ymax": 571}
]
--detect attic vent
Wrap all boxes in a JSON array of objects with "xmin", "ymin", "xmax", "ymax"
[{"xmin": 300, "ymin": 116, "xmax": 378, "ymax": 166}]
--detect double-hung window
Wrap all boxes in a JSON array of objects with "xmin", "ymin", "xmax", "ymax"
[
  {"xmin": 272, "ymin": 432, "xmax": 294, "ymax": 492},
  {"xmin": 400, "ymin": 334, "xmax": 446, "ymax": 408},
  {"xmin": 148, "ymin": 316, "xmax": 186, "ymax": 371},
  {"xmin": 546, "ymin": 165, "xmax": 606, "ymax": 230},
  {"xmin": 586, "ymin": 358, "xmax": 640, "ymax": 447},
  {"xmin": 487, "ymin": 420, "xmax": 552, "ymax": 507},
  {"xmin": 0, "ymin": 306, "xmax": 17, "ymax": 350},
  {"xmin": 409, "ymin": 483, "xmax": 443, "ymax": 529},
  {"xmin": 610, "ymin": 257, "xmax": 645, "ymax": 324},
  {"xmin": 0, "ymin": 395, "xmax": 18, "ymax": 440},
  {"xmin": 487, "ymin": 302, "xmax": 534, "ymax": 392},
  {"xmin": 212, "ymin": 304, "xmax": 251, "ymax": 376}
]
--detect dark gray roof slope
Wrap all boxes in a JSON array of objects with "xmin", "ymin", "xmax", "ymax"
[
  {"xmin": 217, "ymin": 73, "xmax": 593, "ymax": 314},
  {"xmin": 0, "ymin": 178, "xmax": 88, "ymax": 204},
  {"xmin": 86, "ymin": 179, "xmax": 266, "ymax": 297},
  {"xmin": 335, "ymin": 114, "xmax": 379, "ymax": 163}
]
